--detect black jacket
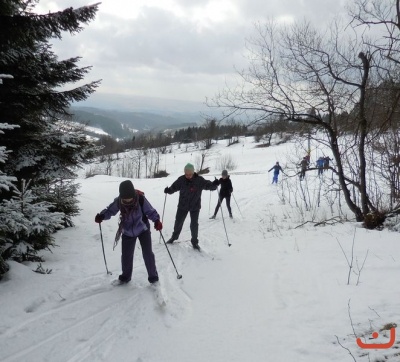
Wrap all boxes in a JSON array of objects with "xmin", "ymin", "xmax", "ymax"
[
  {"xmin": 168, "ymin": 173, "xmax": 217, "ymax": 211},
  {"xmin": 216, "ymin": 176, "xmax": 233, "ymax": 198}
]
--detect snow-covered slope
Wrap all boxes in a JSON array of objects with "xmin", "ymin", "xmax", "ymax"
[{"xmin": 1, "ymin": 138, "xmax": 399, "ymax": 362}]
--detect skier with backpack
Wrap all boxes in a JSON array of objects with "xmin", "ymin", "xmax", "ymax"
[
  {"xmin": 164, "ymin": 163, "xmax": 218, "ymax": 250},
  {"xmin": 210, "ymin": 169, "xmax": 233, "ymax": 219},
  {"xmin": 95, "ymin": 180, "xmax": 162, "ymax": 285},
  {"xmin": 323, "ymin": 156, "xmax": 332, "ymax": 171},
  {"xmin": 299, "ymin": 157, "xmax": 308, "ymax": 181}
]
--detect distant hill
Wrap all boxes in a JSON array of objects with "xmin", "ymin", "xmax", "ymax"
[
  {"xmin": 69, "ymin": 93, "xmax": 227, "ymax": 139},
  {"xmin": 76, "ymin": 92, "xmax": 213, "ymax": 114},
  {"xmin": 70, "ymin": 109, "xmax": 128, "ymax": 138},
  {"xmin": 69, "ymin": 107, "xmax": 200, "ymax": 139}
]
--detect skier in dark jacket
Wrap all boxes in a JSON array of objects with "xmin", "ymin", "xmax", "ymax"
[
  {"xmin": 95, "ymin": 180, "xmax": 162, "ymax": 285},
  {"xmin": 299, "ymin": 157, "xmax": 308, "ymax": 181},
  {"xmin": 323, "ymin": 156, "xmax": 332, "ymax": 171},
  {"xmin": 164, "ymin": 163, "xmax": 218, "ymax": 249},
  {"xmin": 210, "ymin": 169, "xmax": 233, "ymax": 219},
  {"xmin": 268, "ymin": 162, "xmax": 283, "ymax": 184}
]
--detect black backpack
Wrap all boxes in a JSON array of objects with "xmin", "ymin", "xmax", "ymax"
[{"xmin": 137, "ymin": 192, "xmax": 150, "ymax": 228}]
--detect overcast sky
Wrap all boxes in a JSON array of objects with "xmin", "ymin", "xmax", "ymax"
[{"xmin": 36, "ymin": 0, "xmax": 348, "ymax": 106}]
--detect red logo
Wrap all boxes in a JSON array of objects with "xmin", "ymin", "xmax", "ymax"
[{"xmin": 357, "ymin": 328, "xmax": 396, "ymax": 349}]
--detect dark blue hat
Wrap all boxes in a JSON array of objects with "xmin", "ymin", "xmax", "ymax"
[{"xmin": 119, "ymin": 180, "xmax": 136, "ymax": 199}]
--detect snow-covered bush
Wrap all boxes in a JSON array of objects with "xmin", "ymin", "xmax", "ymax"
[
  {"xmin": 0, "ymin": 180, "xmax": 64, "ymax": 275},
  {"xmin": 215, "ymin": 154, "xmax": 237, "ymax": 172}
]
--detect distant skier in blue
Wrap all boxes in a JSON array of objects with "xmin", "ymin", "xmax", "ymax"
[
  {"xmin": 316, "ymin": 157, "xmax": 324, "ymax": 176},
  {"xmin": 268, "ymin": 162, "xmax": 283, "ymax": 184}
]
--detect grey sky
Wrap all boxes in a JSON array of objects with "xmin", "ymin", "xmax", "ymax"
[{"xmin": 36, "ymin": 0, "xmax": 348, "ymax": 106}]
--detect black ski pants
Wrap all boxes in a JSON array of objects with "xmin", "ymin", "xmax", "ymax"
[
  {"xmin": 171, "ymin": 208, "xmax": 200, "ymax": 244},
  {"xmin": 214, "ymin": 195, "xmax": 232, "ymax": 216},
  {"xmin": 120, "ymin": 229, "xmax": 158, "ymax": 283}
]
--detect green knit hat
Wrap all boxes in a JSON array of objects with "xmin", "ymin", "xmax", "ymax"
[{"xmin": 184, "ymin": 163, "xmax": 194, "ymax": 172}]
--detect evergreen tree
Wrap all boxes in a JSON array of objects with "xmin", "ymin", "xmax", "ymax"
[
  {"xmin": 0, "ymin": 74, "xmax": 18, "ymax": 275},
  {"xmin": 0, "ymin": 179, "xmax": 64, "ymax": 265},
  {"xmin": 0, "ymin": 0, "xmax": 100, "ymax": 276}
]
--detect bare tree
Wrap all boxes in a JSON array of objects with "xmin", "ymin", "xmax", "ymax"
[
  {"xmin": 210, "ymin": 17, "xmax": 400, "ymax": 222},
  {"xmin": 195, "ymin": 147, "xmax": 212, "ymax": 173},
  {"xmin": 368, "ymin": 126, "xmax": 400, "ymax": 209},
  {"xmin": 133, "ymin": 149, "xmax": 143, "ymax": 179},
  {"xmin": 201, "ymin": 118, "xmax": 217, "ymax": 149},
  {"xmin": 349, "ymin": 0, "xmax": 400, "ymax": 213},
  {"xmin": 105, "ymin": 154, "xmax": 113, "ymax": 176},
  {"xmin": 350, "ymin": 0, "xmax": 400, "ymax": 66}
]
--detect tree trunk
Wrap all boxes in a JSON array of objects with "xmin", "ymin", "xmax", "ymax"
[
  {"xmin": 328, "ymin": 128, "xmax": 364, "ymax": 221},
  {"xmin": 358, "ymin": 52, "xmax": 372, "ymax": 217}
]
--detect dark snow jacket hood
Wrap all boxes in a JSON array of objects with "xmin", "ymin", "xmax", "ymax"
[{"xmin": 216, "ymin": 176, "xmax": 233, "ymax": 197}]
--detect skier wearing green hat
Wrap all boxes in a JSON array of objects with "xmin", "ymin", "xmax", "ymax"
[{"xmin": 164, "ymin": 163, "xmax": 218, "ymax": 249}]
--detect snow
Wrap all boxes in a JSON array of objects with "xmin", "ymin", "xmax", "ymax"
[
  {"xmin": 85, "ymin": 125, "xmax": 109, "ymax": 136},
  {"xmin": 1, "ymin": 137, "xmax": 400, "ymax": 362},
  {"xmin": 0, "ymin": 74, "xmax": 14, "ymax": 85}
]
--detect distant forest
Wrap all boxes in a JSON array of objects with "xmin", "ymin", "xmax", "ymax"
[
  {"xmin": 94, "ymin": 116, "xmax": 309, "ymax": 157},
  {"xmin": 94, "ymin": 118, "xmax": 247, "ymax": 156}
]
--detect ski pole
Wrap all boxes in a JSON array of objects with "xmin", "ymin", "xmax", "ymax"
[
  {"xmin": 217, "ymin": 186, "xmax": 232, "ymax": 247},
  {"xmin": 232, "ymin": 193, "xmax": 243, "ymax": 218},
  {"xmin": 159, "ymin": 231, "xmax": 183, "ymax": 279},
  {"xmin": 208, "ymin": 190, "xmax": 211, "ymax": 215},
  {"xmin": 99, "ymin": 223, "xmax": 112, "ymax": 275},
  {"xmin": 159, "ymin": 192, "xmax": 167, "ymax": 244}
]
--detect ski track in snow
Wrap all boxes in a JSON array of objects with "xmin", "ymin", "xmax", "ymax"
[{"xmin": 0, "ymin": 267, "xmax": 191, "ymax": 362}]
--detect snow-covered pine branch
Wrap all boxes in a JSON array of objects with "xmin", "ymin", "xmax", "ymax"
[
  {"xmin": 0, "ymin": 180, "xmax": 64, "ymax": 264},
  {"xmin": 0, "ymin": 74, "xmax": 14, "ymax": 84}
]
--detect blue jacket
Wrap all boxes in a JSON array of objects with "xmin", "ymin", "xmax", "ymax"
[
  {"xmin": 100, "ymin": 195, "xmax": 160, "ymax": 238},
  {"xmin": 316, "ymin": 159, "xmax": 324, "ymax": 168},
  {"xmin": 269, "ymin": 164, "xmax": 283, "ymax": 174}
]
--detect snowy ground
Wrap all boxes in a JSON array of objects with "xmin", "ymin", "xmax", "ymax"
[{"xmin": 1, "ymin": 137, "xmax": 400, "ymax": 362}]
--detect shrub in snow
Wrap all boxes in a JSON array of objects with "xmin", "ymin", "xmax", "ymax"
[
  {"xmin": 0, "ymin": 180, "xmax": 64, "ymax": 278},
  {"xmin": 362, "ymin": 211, "xmax": 386, "ymax": 230},
  {"xmin": 153, "ymin": 170, "xmax": 169, "ymax": 178},
  {"xmin": 215, "ymin": 154, "xmax": 237, "ymax": 172},
  {"xmin": 34, "ymin": 180, "xmax": 81, "ymax": 228}
]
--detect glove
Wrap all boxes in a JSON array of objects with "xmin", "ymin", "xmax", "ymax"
[
  {"xmin": 164, "ymin": 187, "xmax": 171, "ymax": 194},
  {"xmin": 95, "ymin": 213, "xmax": 104, "ymax": 223},
  {"xmin": 212, "ymin": 179, "xmax": 219, "ymax": 186},
  {"xmin": 154, "ymin": 220, "xmax": 163, "ymax": 231}
]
